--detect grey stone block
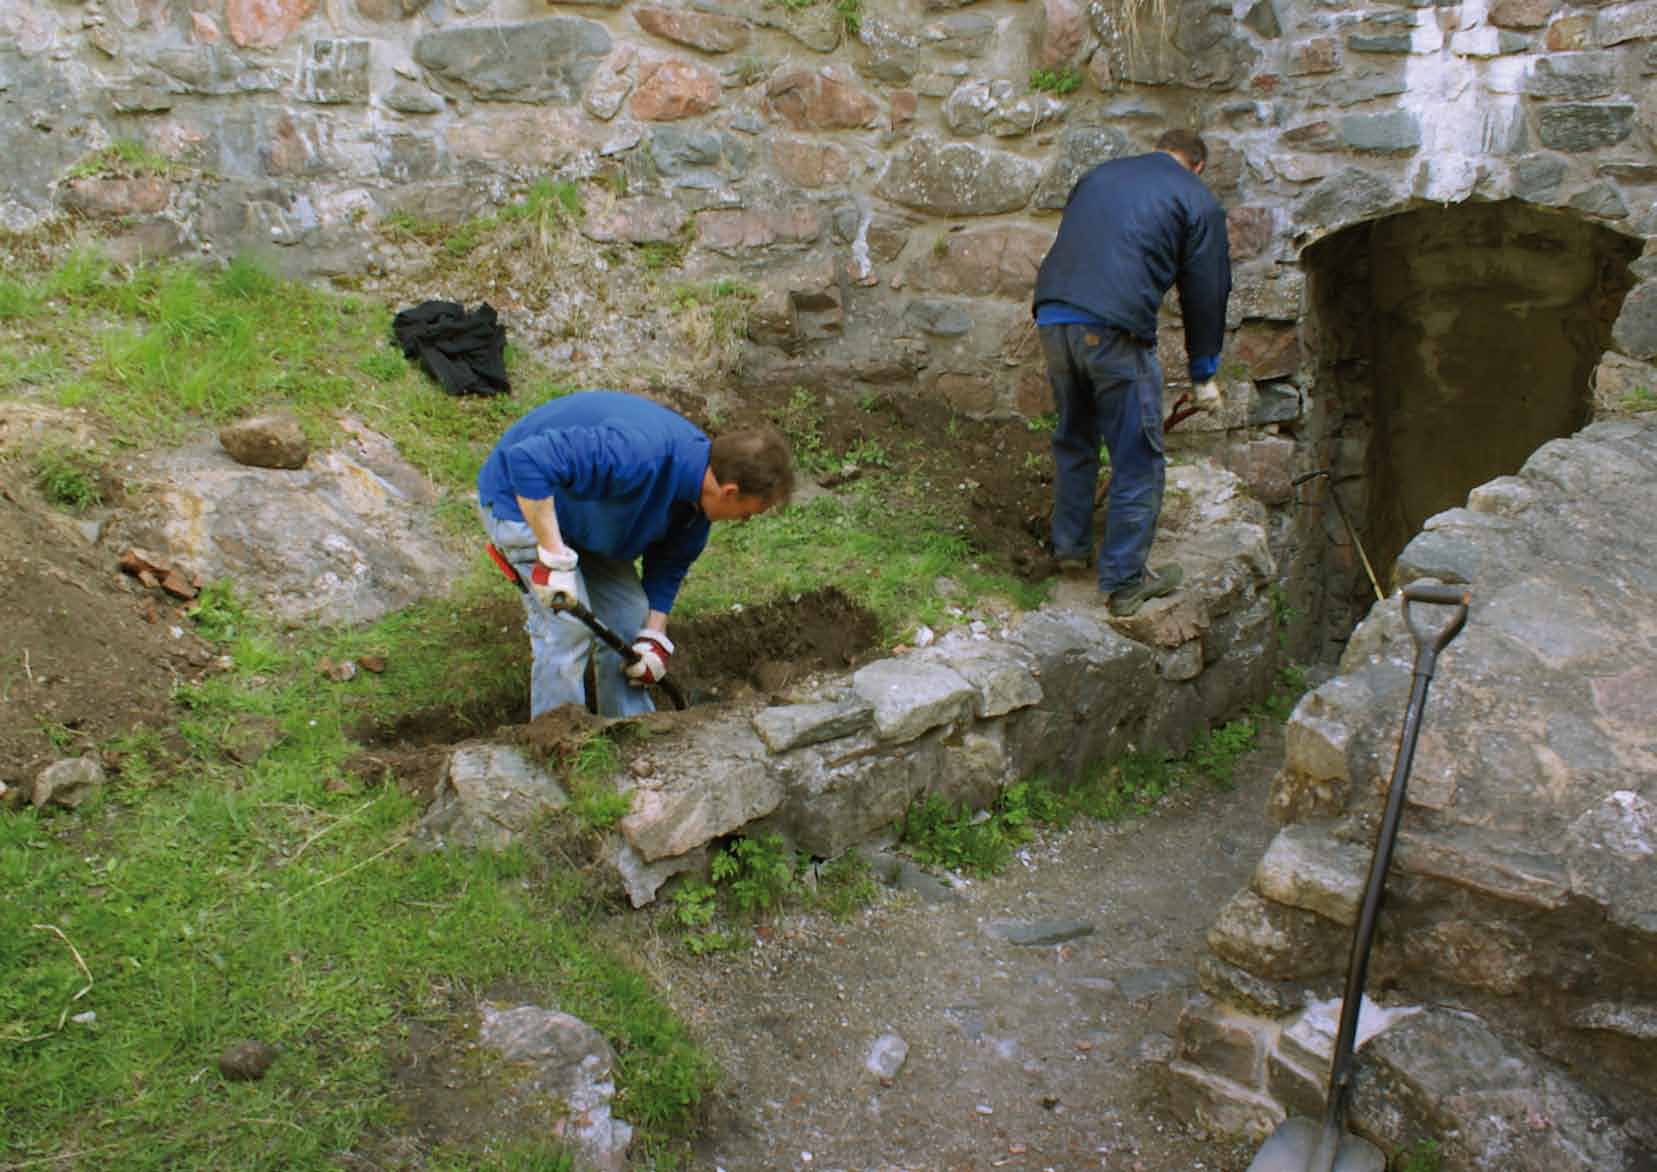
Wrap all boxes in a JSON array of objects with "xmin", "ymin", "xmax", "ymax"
[
  {"xmin": 851, "ymin": 658, "xmax": 975, "ymax": 743},
  {"xmin": 752, "ymin": 695, "xmax": 874, "ymax": 753}
]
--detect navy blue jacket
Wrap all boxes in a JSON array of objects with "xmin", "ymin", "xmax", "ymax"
[
  {"xmin": 477, "ymin": 391, "xmax": 711, "ymax": 613},
  {"xmin": 1032, "ymin": 151, "xmax": 1231, "ymax": 371}
]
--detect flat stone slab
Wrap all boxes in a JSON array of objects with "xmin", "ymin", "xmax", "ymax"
[
  {"xmin": 851, "ymin": 658, "xmax": 975, "ymax": 743},
  {"xmin": 1349, "ymin": 1007, "xmax": 1644, "ymax": 1171},
  {"xmin": 982, "ymin": 918, "xmax": 1095, "ymax": 946},
  {"xmin": 1253, "ymin": 823, "xmax": 1371, "ymax": 927},
  {"xmin": 751, "ymin": 693, "xmax": 873, "ymax": 753}
]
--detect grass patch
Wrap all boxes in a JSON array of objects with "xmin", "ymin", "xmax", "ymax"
[
  {"xmin": 65, "ymin": 138, "xmax": 176, "ymax": 180},
  {"xmin": 679, "ymin": 475, "xmax": 1046, "ymax": 639},
  {"xmin": 0, "ymin": 249, "xmax": 570, "ymax": 503},
  {"xmin": 566, "ymin": 731, "xmax": 633, "ymax": 831},
  {"xmin": 0, "ymin": 563, "xmax": 716, "ymax": 1168}
]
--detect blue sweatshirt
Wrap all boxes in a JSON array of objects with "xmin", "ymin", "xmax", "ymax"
[
  {"xmin": 477, "ymin": 391, "xmax": 712, "ymax": 614},
  {"xmin": 1032, "ymin": 151, "xmax": 1231, "ymax": 382}
]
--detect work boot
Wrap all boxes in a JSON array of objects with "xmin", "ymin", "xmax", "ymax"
[
  {"xmin": 1107, "ymin": 564, "xmax": 1184, "ymax": 618},
  {"xmin": 1044, "ymin": 539, "xmax": 1092, "ymax": 577}
]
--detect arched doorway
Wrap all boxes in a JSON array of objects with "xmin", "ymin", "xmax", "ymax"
[{"xmin": 1292, "ymin": 201, "xmax": 1641, "ymax": 659}]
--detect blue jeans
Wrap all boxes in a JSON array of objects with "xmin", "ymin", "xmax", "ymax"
[
  {"xmin": 479, "ymin": 505, "xmax": 656, "ymax": 719},
  {"xmin": 1040, "ymin": 323, "xmax": 1165, "ymax": 594}
]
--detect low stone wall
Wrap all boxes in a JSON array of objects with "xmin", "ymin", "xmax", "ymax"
[
  {"xmin": 414, "ymin": 462, "xmax": 1283, "ymax": 908},
  {"xmin": 1169, "ymin": 418, "xmax": 1657, "ymax": 1169}
]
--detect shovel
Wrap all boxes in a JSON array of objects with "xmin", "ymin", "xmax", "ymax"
[
  {"xmin": 485, "ymin": 543, "xmax": 689, "ymax": 711},
  {"xmin": 1247, "ymin": 580, "xmax": 1470, "ymax": 1172}
]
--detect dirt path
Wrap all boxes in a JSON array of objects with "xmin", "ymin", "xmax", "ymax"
[{"xmin": 621, "ymin": 726, "xmax": 1286, "ymax": 1172}]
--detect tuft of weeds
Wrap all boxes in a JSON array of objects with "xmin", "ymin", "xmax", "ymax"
[
  {"xmin": 710, "ymin": 832, "xmax": 799, "ymax": 918},
  {"xmin": 667, "ymin": 831, "xmax": 873, "ymax": 954},
  {"xmin": 1395, "ymin": 1139, "xmax": 1443, "ymax": 1172},
  {"xmin": 1254, "ymin": 662, "xmax": 1311, "ymax": 722},
  {"xmin": 770, "ymin": 386, "xmax": 830, "ymax": 474},
  {"xmin": 809, "ymin": 852, "xmax": 880, "ymax": 920},
  {"xmin": 635, "ymin": 236, "xmax": 690, "ymax": 272},
  {"xmin": 671, "ymin": 881, "xmax": 745, "ymax": 955},
  {"xmin": 31, "ymin": 444, "xmax": 104, "ymax": 511},
  {"xmin": 1186, "ymin": 717, "xmax": 1257, "ymax": 790},
  {"xmin": 1619, "ymin": 386, "xmax": 1656, "ymax": 413},
  {"xmin": 567, "ymin": 731, "xmax": 632, "ymax": 831},
  {"xmin": 498, "ymin": 178, "xmax": 584, "ymax": 253},
  {"xmin": 902, "ymin": 793, "xmax": 1019, "ymax": 876},
  {"xmin": 670, "ymin": 278, "xmax": 757, "ymax": 372},
  {"xmin": 65, "ymin": 138, "xmax": 176, "ymax": 180},
  {"xmin": 1029, "ymin": 66, "xmax": 1084, "ymax": 94}
]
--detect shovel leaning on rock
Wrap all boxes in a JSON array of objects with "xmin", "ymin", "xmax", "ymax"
[{"xmin": 1245, "ymin": 580, "xmax": 1469, "ymax": 1172}]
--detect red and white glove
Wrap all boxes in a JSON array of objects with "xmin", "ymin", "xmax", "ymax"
[
  {"xmin": 528, "ymin": 546, "xmax": 579, "ymax": 611},
  {"xmin": 1194, "ymin": 379, "xmax": 1222, "ymax": 411},
  {"xmin": 624, "ymin": 629, "xmax": 674, "ymax": 686}
]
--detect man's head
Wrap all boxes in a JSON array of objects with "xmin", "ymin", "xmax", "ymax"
[
  {"xmin": 702, "ymin": 424, "xmax": 794, "ymax": 522},
  {"xmin": 1155, "ymin": 128, "xmax": 1208, "ymax": 175}
]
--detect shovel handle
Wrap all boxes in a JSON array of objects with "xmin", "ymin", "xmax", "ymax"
[{"xmin": 1321, "ymin": 581, "xmax": 1470, "ymax": 1139}]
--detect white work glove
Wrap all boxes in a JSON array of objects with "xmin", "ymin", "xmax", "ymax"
[
  {"xmin": 624, "ymin": 629, "xmax": 674, "ymax": 686},
  {"xmin": 528, "ymin": 545, "xmax": 579, "ymax": 611},
  {"xmin": 1194, "ymin": 379, "xmax": 1222, "ymax": 411}
]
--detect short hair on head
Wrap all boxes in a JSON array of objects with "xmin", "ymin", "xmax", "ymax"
[
  {"xmin": 1155, "ymin": 128, "xmax": 1208, "ymax": 169},
  {"xmin": 709, "ymin": 424, "xmax": 794, "ymax": 506}
]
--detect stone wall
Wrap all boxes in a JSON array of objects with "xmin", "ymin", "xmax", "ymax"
[
  {"xmin": 1171, "ymin": 418, "xmax": 1657, "ymax": 1170},
  {"xmin": 414, "ymin": 461, "xmax": 1282, "ymax": 905},
  {"xmin": 4, "ymin": 0, "xmax": 1655, "ymax": 653}
]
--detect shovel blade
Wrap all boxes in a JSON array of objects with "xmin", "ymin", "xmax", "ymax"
[{"xmin": 1247, "ymin": 1117, "xmax": 1386, "ymax": 1172}]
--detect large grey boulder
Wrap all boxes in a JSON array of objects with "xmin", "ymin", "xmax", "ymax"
[{"xmin": 107, "ymin": 418, "xmax": 461, "ymax": 626}]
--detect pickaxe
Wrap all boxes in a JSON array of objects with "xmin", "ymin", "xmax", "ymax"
[{"xmin": 485, "ymin": 543, "xmax": 689, "ymax": 710}]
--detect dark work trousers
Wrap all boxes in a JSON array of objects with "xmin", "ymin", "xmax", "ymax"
[{"xmin": 1040, "ymin": 322, "xmax": 1166, "ymax": 594}]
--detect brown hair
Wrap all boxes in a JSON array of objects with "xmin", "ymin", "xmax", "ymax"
[
  {"xmin": 1155, "ymin": 128, "xmax": 1208, "ymax": 170},
  {"xmin": 709, "ymin": 424, "xmax": 794, "ymax": 505}
]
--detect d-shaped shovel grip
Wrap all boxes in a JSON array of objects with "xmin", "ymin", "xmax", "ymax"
[{"xmin": 1402, "ymin": 581, "xmax": 1470, "ymax": 677}]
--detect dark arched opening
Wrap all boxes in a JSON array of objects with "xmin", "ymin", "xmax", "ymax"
[{"xmin": 1292, "ymin": 200, "xmax": 1640, "ymax": 660}]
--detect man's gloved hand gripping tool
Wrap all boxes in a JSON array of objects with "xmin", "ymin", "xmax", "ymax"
[{"xmin": 485, "ymin": 543, "xmax": 689, "ymax": 711}]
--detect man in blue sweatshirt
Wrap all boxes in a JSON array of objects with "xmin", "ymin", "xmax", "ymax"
[
  {"xmin": 478, "ymin": 391, "xmax": 793, "ymax": 717},
  {"xmin": 1031, "ymin": 128, "xmax": 1231, "ymax": 618}
]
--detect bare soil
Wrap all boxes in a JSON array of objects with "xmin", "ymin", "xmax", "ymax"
[{"xmin": 611, "ymin": 731, "xmax": 1282, "ymax": 1172}]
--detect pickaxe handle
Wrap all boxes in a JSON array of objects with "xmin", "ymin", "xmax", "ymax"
[{"xmin": 484, "ymin": 544, "xmax": 688, "ymax": 710}]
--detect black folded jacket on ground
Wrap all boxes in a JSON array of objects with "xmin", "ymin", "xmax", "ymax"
[{"xmin": 392, "ymin": 300, "xmax": 511, "ymax": 397}]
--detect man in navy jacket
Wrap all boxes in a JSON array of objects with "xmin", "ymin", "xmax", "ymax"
[
  {"xmin": 479, "ymin": 390, "xmax": 792, "ymax": 717},
  {"xmin": 1031, "ymin": 128, "xmax": 1231, "ymax": 617}
]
